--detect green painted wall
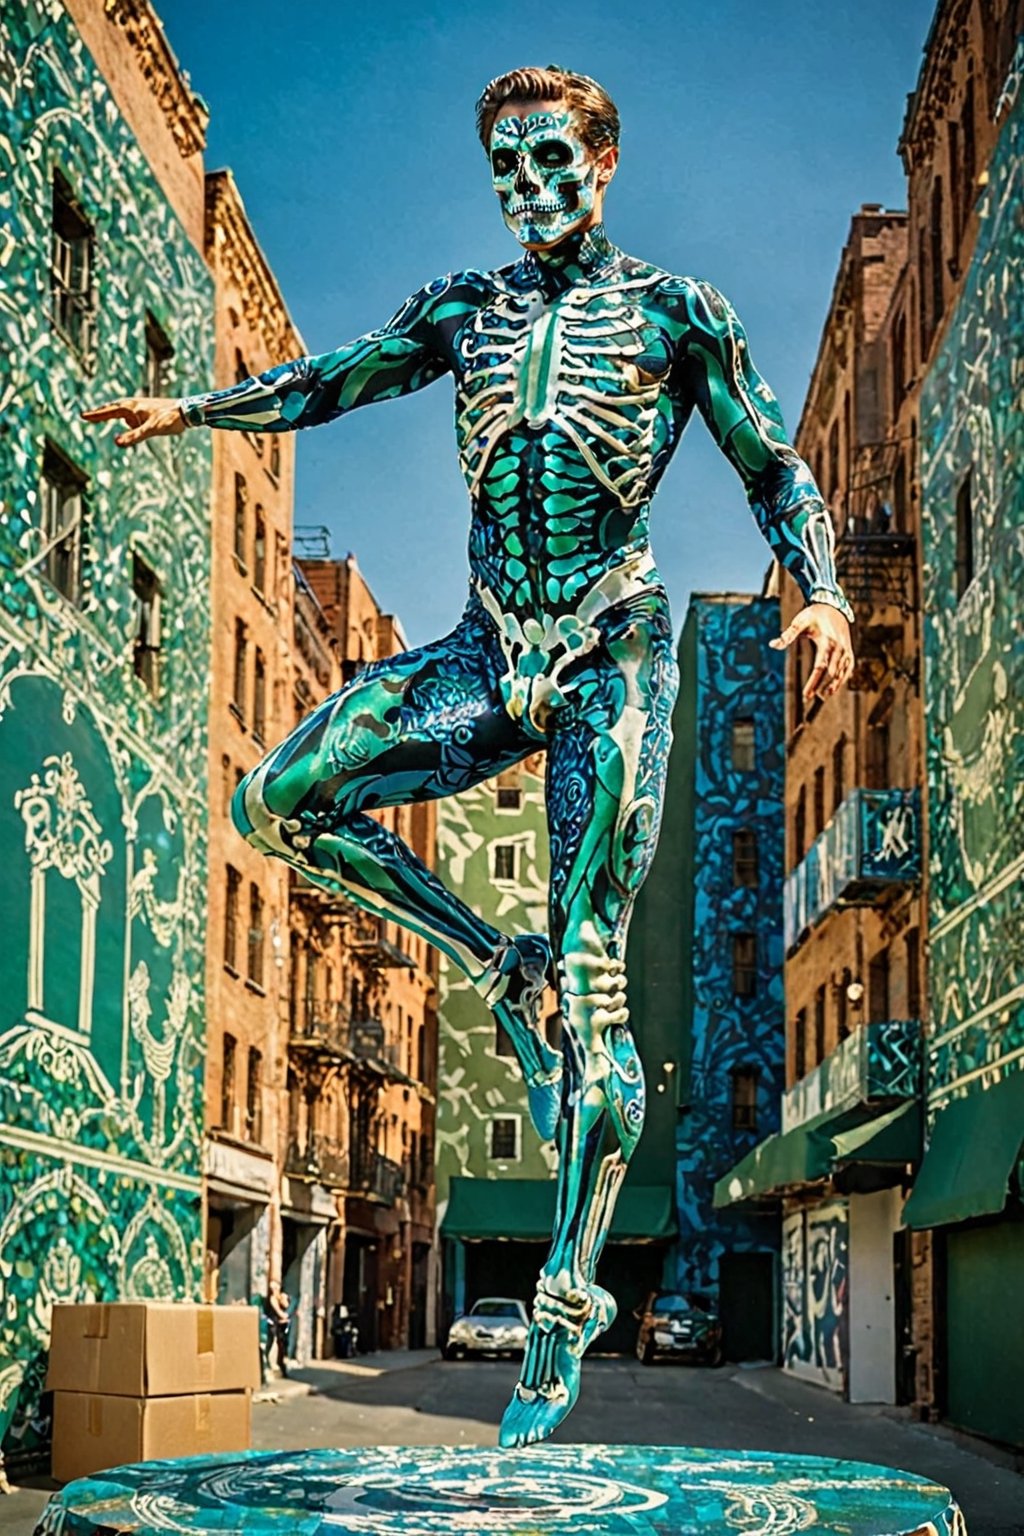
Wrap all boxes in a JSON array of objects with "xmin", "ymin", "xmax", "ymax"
[
  {"xmin": 945, "ymin": 1222, "xmax": 1024, "ymax": 1447},
  {"xmin": 435, "ymin": 762, "xmax": 557, "ymax": 1204},
  {"xmin": 0, "ymin": 0, "xmax": 214, "ymax": 1468},
  {"xmin": 919, "ymin": 53, "xmax": 1024, "ymax": 1111}
]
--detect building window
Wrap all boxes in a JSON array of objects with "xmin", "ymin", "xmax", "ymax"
[
  {"xmin": 732, "ymin": 829, "xmax": 759, "ymax": 889},
  {"xmin": 246, "ymin": 1047, "xmax": 263, "ymax": 1144},
  {"xmin": 731, "ymin": 1067, "xmax": 759, "ymax": 1131},
  {"xmin": 40, "ymin": 442, "xmax": 87, "ymax": 604},
  {"xmin": 832, "ymin": 737, "xmax": 846, "ymax": 814},
  {"xmin": 827, "ymin": 420, "xmax": 840, "ymax": 498},
  {"xmin": 221, "ymin": 1032, "xmax": 237, "ymax": 1133},
  {"xmin": 232, "ymin": 619, "xmax": 248, "ymax": 720},
  {"xmin": 234, "ymin": 474, "xmax": 248, "ymax": 569},
  {"xmin": 865, "ymin": 718, "xmax": 890, "ymax": 790},
  {"xmin": 132, "ymin": 554, "xmax": 161, "ymax": 696},
  {"xmin": 50, "ymin": 170, "xmax": 94, "ymax": 361},
  {"xmin": 489, "ymin": 1117, "xmax": 519, "ymax": 1160},
  {"xmin": 814, "ymin": 984, "xmax": 827, "ymax": 1066},
  {"xmin": 493, "ymin": 843, "xmax": 517, "ymax": 882},
  {"xmin": 731, "ymin": 933, "xmax": 757, "ymax": 998},
  {"xmin": 794, "ymin": 1008, "xmax": 807, "ymax": 1080},
  {"xmin": 224, "ymin": 866, "xmax": 241, "ymax": 970},
  {"xmin": 955, "ymin": 470, "xmax": 974, "ymax": 600},
  {"xmin": 270, "ymin": 437, "xmax": 281, "ymax": 479},
  {"xmin": 496, "ymin": 781, "xmax": 523, "ymax": 811},
  {"xmin": 253, "ymin": 649, "xmax": 266, "ymax": 745},
  {"xmin": 144, "ymin": 310, "xmax": 174, "ymax": 396},
  {"xmin": 961, "ymin": 73, "xmax": 976, "ymax": 220},
  {"xmin": 905, "ymin": 928, "xmax": 921, "ymax": 1019},
  {"xmin": 731, "ymin": 718, "xmax": 756, "ymax": 772},
  {"xmin": 247, "ymin": 883, "xmax": 264, "ymax": 986},
  {"xmin": 813, "ymin": 766, "xmax": 826, "ymax": 837},
  {"xmin": 234, "ymin": 347, "xmax": 249, "ymax": 385},
  {"xmin": 791, "ymin": 642, "xmax": 805, "ymax": 730},
  {"xmin": 495, "ymin": 1020, "xmax": 516, "ymax": 1057},
  {"xmin": 930, "ymin": 178, "xmax": 944, "ymax": 339},
  {"xmin": 253, "ymin": 508, "xmax": 266, "ymax": 593},
  {"xmin": 891, "ymin": 314, "xmax": 907, "ymax": 415},
  {"xmin": 794, "ymin": 785, "xmax": 806, "ymax": 862},
  {"xmin": 868, "ymin": 948, "xmax": 890, "ymax": 1023}
]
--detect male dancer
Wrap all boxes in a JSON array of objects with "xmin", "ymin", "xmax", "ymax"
[{"xmin": 83, "ymin": 66, "xmax": 854, "ymax": 1447}]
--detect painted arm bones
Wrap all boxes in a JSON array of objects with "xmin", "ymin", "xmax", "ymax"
[
  {"xmin": 677, "ymin": 280, "xmax": 854, "ymax": 625},
  {"xmin": 178, "ymin": 279, "xmax": 457, "ymax": 432}
]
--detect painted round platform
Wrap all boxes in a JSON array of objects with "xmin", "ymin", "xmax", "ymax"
[{"xmin": 35, "ymin": 1444, "xmax": 966, "ymax": 1535}]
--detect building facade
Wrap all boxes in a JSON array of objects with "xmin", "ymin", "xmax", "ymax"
[
  {"xmin": 900, "ymin": 2, "xmax": 1024, "ymax": 1449},
  {"xmin": 0, "ymin": 0, "xmax": 213, "ymax": 1470},
  {"xmin": 434, "ymin": 754, "xmax": 558, "ymax": 1333},
  {"xmin": 300, "ymin": 555, "xmax": 440, "ymax": 1353},
  {"xmin": 632, "ymin": 595, "xmax": 786, "ymax": 1362},
  {"xmin": 200, "ymin": 169, "xmax": 303, "ymax": 1336}
]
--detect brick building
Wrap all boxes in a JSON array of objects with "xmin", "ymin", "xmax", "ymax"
[
  {"xmin": 200, "ymin": 169, "xmax": 304, "ymax": 1325},
  {"xmin": 300, "ymin": 555, "xmax": 440, "ymax": 1352}
]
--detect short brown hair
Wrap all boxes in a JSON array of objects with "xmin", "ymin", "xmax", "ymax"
[{"xmin": 475, "ymin": 66, "xmax": 620, "ymax": 154}]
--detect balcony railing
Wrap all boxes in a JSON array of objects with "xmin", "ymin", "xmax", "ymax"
[
  {"xmin": 782, "ymin": 1020, "xmax": 921, "ymax": 1133},
  {"xmin": 288, "ymin": 1001, "xmax": 350, "ymax": 1061},
  {"xmin": 784, "ymin": 787, "xmax": 921, "ymax": 952},
  {"xmin": 349, "ymin": 915, "xmax": 414, "ymax": 969},
  {"xmin": 349, "ymin": 1148, "xmax": 405, "ymax": 1205},
  {"xmin": 284, "ymin": 1133, "xmax": 350, "ymax": 1188}
]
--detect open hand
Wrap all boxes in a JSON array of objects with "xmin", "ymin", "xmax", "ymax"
[
  {"xmin": 769, "ymin": 603, "xmax": 854, "ymax": 702},
  {"xmin": 80, "ymin": 396, "xmax": 187, "ymax": 448}
]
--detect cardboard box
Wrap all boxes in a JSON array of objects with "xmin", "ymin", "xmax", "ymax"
[
  {"xmin": 46, "ymin": 1303, "xmax": 260, "ymax": 1397},
  {"xmin": 52, "ymin": 1389, "xmax": 252, "ymax": 1484}
]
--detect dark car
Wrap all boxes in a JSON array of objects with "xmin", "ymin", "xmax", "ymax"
[{"xmin": 634, "ymin": 1290, "xmax": 724, "ymax": 1366}]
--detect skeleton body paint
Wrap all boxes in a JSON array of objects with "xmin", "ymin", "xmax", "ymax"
[{"xmin": 180, "ymin": 174, "xmax": 851, "ymax": 1450}]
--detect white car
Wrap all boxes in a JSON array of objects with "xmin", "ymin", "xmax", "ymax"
[{"xmin": 442, "ymin": 1297, "xmax": 529, "ymax": 1359}]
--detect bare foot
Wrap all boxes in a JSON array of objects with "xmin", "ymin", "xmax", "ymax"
[{"xmin": 498, "ymin": 1279, "xmax": 616, "ymax": 1448}]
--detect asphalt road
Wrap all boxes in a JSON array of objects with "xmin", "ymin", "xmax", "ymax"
[{"xmin": 9, "ymin": 1356, "xmax": 1024, "ymax": 1533}]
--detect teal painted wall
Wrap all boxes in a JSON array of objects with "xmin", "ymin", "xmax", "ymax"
[
  {"xmin": 919, "ymin": 49, "xmax": 1024, "ymax": 1112},
  {"xmin": 632, "ymin": 596, "xmax": 785, "ymax": 1301},
  {"xmin": 0, "ymin": 0, "xmax": 214, "ymax": 1468}
]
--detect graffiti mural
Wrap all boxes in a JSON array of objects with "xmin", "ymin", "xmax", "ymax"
[
  {"xmin": 919, "ymin": 42, "xmax": 1024, "ymax": 1109},
  {"xmin": 0, "ymin": 0, "xmax": 213, "ymax": 1468},
  {"xmin": 782, "ymin": 1201, "xmax": 849, "ymax": 1392},
  {"xmin": 668, "ymin": 597, "xmax": 786, "ymax": 1301},
  {"xmin": 784, "ymin": 789, "xmax": 921, "ymax": 952}
]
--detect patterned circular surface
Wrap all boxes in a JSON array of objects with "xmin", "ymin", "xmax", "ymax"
[{"xmin": 36, "ymin": 1444, "xmax": 967, "ymax": 1536}]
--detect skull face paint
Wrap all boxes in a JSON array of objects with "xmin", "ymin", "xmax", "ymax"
[{"xmin": 490, "ymin": 110, "xmax": 599, "ymax": 247}]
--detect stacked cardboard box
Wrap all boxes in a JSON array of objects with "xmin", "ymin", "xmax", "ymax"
[{"xmin": 46, "ymin": 1302, "xmax": 260, "ymax": 1483}]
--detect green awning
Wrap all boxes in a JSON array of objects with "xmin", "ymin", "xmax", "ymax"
[
  {"xmin": 441, "ymin": 1177, "xmax": 676, "ymax": 1243},
  {"xmin": 832, "ymin": 1100, "xmax": 921, "ymax": 1165},
  {"xmin": 713, "ymin": 1104, "xmax": 861, "ymax": 1208},
  {"xmin": 713, "ymin": 1099, "xmax": 922, "ymax": 1209},
  {"xmin": 902, "ymin": 1073, "xmax": 1024, "ymax": 1230}
]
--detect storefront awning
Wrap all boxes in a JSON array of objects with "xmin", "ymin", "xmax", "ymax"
[
  {"xmin": 713, "ymin": 1099, "xmax": 919, "ymax": 1209},
  {"xmin": 832, "ymin": 1100, "xmax": 921, "ymax": 1166},
  {"xmin": 902, "ymin": 1072, "xmax": 1024, "ymax": 1230},
  {"xmin": 441, "ymin": 1177, "xmax": 676, "ymax": 1243}
]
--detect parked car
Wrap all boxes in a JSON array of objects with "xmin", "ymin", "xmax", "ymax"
[
  {"xmin": 634, "ymin": 1290, "xmax": 724, "ymax": 1366},
  {"xmin": 443, "ymin": 1297, "xmax": 529, "ymax": 1359}
]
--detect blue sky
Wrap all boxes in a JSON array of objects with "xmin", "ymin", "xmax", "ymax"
[{"xmin": 162, "ymin": 0, "xmax": 935, "ymax": 646}]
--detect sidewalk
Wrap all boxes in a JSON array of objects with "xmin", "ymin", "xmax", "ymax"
[{"xmin": 254, "ymin": 1347, "xmax": 440, "ymax": 1402}]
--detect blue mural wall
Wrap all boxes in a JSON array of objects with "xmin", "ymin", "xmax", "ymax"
[
  {"xmin": 0, "ymin": 0, "xmax": 213, "ymax": 1470},
  {"xmin": 668, "ymin": 597, "xmax": 786, "ymax": 1301},
  {"xmin": 919, "ymin": 41, "xmax": 1024, "ymax": 1115}
]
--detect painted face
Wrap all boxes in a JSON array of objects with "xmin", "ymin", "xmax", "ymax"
[{"xmin": 489, "ymin": 110, "xmax": 598, "ymax": 247}]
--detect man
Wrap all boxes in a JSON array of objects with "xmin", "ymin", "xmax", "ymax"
[{"xmin": 83, "ymin": 65, "xmax": 854, "ymax": 1447}]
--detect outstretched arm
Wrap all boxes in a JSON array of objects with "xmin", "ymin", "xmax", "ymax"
[
  {"xmin": 673, "ymin": 278, "xmax": 854, "ymax": 698},
  {"xmin": 81, "ymin": 275, "xmax": 472, "ymax": 447},
  {"xmin": 179, "ymin": 279, "xmax": 454, "ymax": 432}
]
